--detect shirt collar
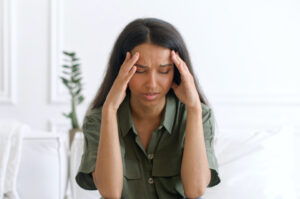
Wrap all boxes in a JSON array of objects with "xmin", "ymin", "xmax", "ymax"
[{"xmin": 118, "ymin": 92, "xmax": 176, "ymax": 137}]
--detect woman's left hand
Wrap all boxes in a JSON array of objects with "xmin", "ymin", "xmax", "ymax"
[{"xmin": 171, "ymin": 50, "xmax": 202, "ymax": 110}]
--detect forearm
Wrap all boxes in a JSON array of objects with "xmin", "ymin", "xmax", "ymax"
[
  {"xmin": 181, "ymin": 105, "xmax": 211, "ymax": 197},
  {"xmin": 94, "ymin": 105, "xmax": 123, "ymax": 198}
]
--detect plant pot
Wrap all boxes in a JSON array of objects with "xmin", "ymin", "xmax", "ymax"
[{"xmin": 69, "ymin": 128, "xmax": 82, "ymax": 148}]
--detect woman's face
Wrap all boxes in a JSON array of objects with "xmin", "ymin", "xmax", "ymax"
[{"xmin": 128, "ymin": 43, "xmax": 174, "ymax": 106}]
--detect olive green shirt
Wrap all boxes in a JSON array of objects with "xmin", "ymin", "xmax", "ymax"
[{"xmin": 75, "ymin": 92, "xmax": 221, "ymax": 198}]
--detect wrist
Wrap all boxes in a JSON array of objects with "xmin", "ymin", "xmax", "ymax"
[
  {"xmin": 103, "ymin": 103, "xmax": 118, "ymax": 114},
  {"xmin": 186, "ymin": 103, "xmax": 202, "ymax": 113}
]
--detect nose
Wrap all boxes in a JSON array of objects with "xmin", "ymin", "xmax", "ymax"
[{"xmin": 145, "ymin": 71, "xmax": 157, "ymax": 89}]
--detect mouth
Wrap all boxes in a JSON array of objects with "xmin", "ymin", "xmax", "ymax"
[
  {"xmin": 143, "ymin": 93, "xmax": 160, "ymax": 100},
  {"xmin": 144, "ymin": 93, "xmax": 160, "ymax": 95}
]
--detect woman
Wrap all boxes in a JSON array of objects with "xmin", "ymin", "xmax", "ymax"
[{"xmin": 76, "ymin": 18, "xmax": 221, "ymax": 199}]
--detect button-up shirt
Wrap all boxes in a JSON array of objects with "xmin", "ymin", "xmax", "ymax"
[{"xmin": 75, "ymin": 92, "xmax": 221, "ymax": 198}]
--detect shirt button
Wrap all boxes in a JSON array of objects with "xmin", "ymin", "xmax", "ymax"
[
  {"xmin": 148, "ymin": 154, "xmax": 154, "ymax": 160},
  {"xmin": 148, "ymin": 177, "xmax": 154, "ymax": 184}
]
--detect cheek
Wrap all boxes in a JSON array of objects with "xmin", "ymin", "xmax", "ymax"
[
  {"xmin": 166, "ymin": 70, "xmax": 175, "ymax": 86},
  {"xmin": 161, "ymin": 75, "xmax": 173, "ymax": 85},
  {"xmin": 128, "ymin": 75, "xmax": 140, "ymax": 90}
]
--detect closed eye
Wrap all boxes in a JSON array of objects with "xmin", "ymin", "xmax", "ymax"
[{"xmin": 136, "ymin": 70, "xmax": 170, "ymax": 74}]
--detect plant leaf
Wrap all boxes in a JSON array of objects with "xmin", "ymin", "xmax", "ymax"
[
  {"xmin": 73, "ymin": 72, "xmax": 81, "ymax": 78},
  {"xmin": 77, "ymin": 95, "xmax": 84, "ymax": 104},
  {"xmin": 72, "ymin": 58, "xmax": 79, "ymax": 62},
  {"xmin": 60, "ymin": 77, "xmax": 70, "ymax": 88},
  {"xmin": 74, "ymin": 88, "xmax": 81, "ymax": 96},
  {"xmin": 63, "ymin": 51, "xmax": 75, "ymax": 57},
  {"xmin": 62, "ymin": 112, "xmax": 72, "ymax": 118},
  {"xmin": 72, "ymin": 67, "xmax": 80, "ymax": 73},
  {"xmin": 71, "ymin": 64, "xmax": 80, "ymax": 68},
  {"xmin": 72, "ymin": 77, "xmax": 82, "ymax": 83},
  {"xmin": 62, "ymin": 71, "xmax": 70, "ymax": 75}
]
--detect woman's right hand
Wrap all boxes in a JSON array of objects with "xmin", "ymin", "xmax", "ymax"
[{"xmin": 103, "ymin": 51, "xmax": 139, "ymax": 112}]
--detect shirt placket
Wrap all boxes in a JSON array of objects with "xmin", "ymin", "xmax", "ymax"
[{"xmin": 134, "ymin": 125, "xmax": 164, "ymax": 199}]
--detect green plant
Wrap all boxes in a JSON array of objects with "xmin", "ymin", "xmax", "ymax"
[{"xmin": 60, "ymin": 51, "xmax": 84, "ymax": 129}]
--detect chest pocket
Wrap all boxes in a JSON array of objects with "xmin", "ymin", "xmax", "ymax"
[
  {"xmin": 152, "ymin": 155, "xmax": 185, "ymax": 197},
  {"xmin": 124, "ymin": 158, "xmax": 141, "ymax": 180}
]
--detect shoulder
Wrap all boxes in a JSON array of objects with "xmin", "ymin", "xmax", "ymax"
[
  {"xmin": 200, "ymin": 103, "xmax": 214, "ymax": 123},
  {"xmin": 82, "ymin": 107, "xmax": 103, "ymax": 130},
  {"xmin": 84, "ymin": 107, "xmax": 102, "ymax": 121},
  {"xmin": 200, "ymin": 102, "xmax": 211, "ymax": 114}
]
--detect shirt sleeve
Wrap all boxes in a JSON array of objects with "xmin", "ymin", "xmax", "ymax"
[
  {"xmin": 75, "ymin": 109, "xmax": 102, "ymax": 190},
  {"xmin": 202, "ymin": 104, "xmax": 221, "ymax": 188}
]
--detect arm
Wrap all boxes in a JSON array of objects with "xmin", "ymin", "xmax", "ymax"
[
  {"xmin": 181, "ymin": 105, "xmax": 211, "ymax": 198},
  {"xmin": 92, "ymin": 105, "xmax": 123, "ymax": 199}
]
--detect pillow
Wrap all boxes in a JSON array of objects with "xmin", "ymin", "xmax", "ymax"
[
  {"xmin": 70, "ymin": 132, "xmax": 101, "ymax": 199},
  {"xmin": 204, "ymin": 125, "xmax": 297, "ymax": 199},
  {"xmin": 17, "ymin": 131, "xmax": 68, "ymax": 199},
  {"xmin": 294, "ymin": 131, "xmax": 300, "ymax": 198}
]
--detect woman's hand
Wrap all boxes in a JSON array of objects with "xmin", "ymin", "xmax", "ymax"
[
  {"xmin": 103, "ymin": 51, "xmax": 139, "ymax": 112},
  {"xmin": 171, "ymin": 50, "xmax": 202, "ymax": 110}
]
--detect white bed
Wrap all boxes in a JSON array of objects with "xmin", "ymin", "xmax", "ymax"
[
  {"xmin": 4, "ymin": 125, "xmax": 300, "ymax": 199},
  {"xmin": 68, "ymin": 125, "xmax": 300, "ymax": 199}
]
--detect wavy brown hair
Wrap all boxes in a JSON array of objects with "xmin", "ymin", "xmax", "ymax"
[{"xmin": 86, "ymin": 18, "xmax": 214, "ymax": 122}]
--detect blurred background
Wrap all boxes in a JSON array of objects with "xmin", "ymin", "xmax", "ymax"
[
  {"xmin": 0, "ymin": 0, "xmax": 300, "ymax": 198},
  {"xmin": 1, "ymin": 0, "xmax": 299, "ymax": 133}
]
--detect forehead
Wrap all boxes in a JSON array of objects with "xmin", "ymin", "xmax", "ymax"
[{"xmin": 131, "ymin": 43, "xmax": 171, "ymax": 62}]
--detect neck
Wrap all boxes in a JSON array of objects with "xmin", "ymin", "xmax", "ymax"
[{"xmin": 129, "ymin": 94, "xmax": 166, "ymax": 122}]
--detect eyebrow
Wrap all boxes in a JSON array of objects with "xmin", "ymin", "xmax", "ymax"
[{"xmin": 135, "ymin": 63, "xmax": 173, "ymax": 68}]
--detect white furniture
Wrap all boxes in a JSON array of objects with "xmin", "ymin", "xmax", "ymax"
[
  {"xmin": 70, "ymin": 133, "xmax": 100, "ymax": 199},
  {"xmin": 16, "ymin": 131, "xmax": 68, "ymax": 199},
  {"xmin": 2, "ymin": 125, "xmax": 299, "ymax": 199},
  {"xmin": 204, "ymin": 125, "xmax": 299, "ymax": 199},
  {"xmin": 69, "ymin": 125, "xmax": 300, "ymax": 199}
]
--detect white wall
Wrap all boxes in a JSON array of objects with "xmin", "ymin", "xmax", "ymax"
[{"xmin": 0, "ymin": 0, "xmax": 300, "ymax": 136}]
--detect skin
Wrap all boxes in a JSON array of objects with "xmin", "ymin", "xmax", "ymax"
[
  {"xmin": 93, "ymin": 42, "xmax": 211, "ymax": 198},
  {"xmin": 128, "ymin": 43, "xmax": 174, "ymax": 123}
]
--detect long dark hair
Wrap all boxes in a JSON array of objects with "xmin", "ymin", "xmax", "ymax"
[{"xmin": 87, "ymin": 18, "xmax": 215, "ymax": 121}]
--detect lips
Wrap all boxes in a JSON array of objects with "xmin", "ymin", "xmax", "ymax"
[
  {"xmin": 143, "ymin": 93, "xmax": 159, "ymax": 100},
  {"xmin": 144, "ymin": 93, "xmax": 159, "ymax": 95}
]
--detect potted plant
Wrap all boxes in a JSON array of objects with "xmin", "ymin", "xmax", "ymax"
[{"xmin": 60, "ymin": 51, "xmax": 85, "ymax": 146}]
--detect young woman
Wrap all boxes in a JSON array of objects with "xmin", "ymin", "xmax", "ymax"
[{"xmin": 75, "ymin": 18, "xmax": 221, "ymax": 199}]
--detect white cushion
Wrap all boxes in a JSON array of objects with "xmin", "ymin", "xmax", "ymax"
[
  {"xmin": 70, "ymin": 132, "xmax": 101, "ymax": 199},
  {"xmin": 294, "ymin": 131, "xmax": 300, "ymax": 198},
  {"xmin": 16, "ymin": 131, "xmax": 68, "ymax": 199},
  {"xmin": 204, "ymin": 125, "xmax": 297, "ymax": 199}
]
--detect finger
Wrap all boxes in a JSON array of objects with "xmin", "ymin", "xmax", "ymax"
[
  {"xmin": 120, "ymin": 52, "xmax": 130, "ymax": 71},
  {"xmin": 172, "ymin": 51, "xmax": 191, "ymax": 78},
  {"xmin": 171, "ymin": 50, "xmax": 185, "ymax": 75},
  {"xmin": 125, "ymin": 52, "xmax": 139, "ymax": 73},
  {"xmin": 126, "ymin": 65, "xmax": 137, "ymax": 82},
  {"xmin": 174, "ymin": 51, "xmax": 189, "ymax": 71},
  {"xmin": 129, "ymin": 52, "xmax": 139, "ymax": 65}
]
